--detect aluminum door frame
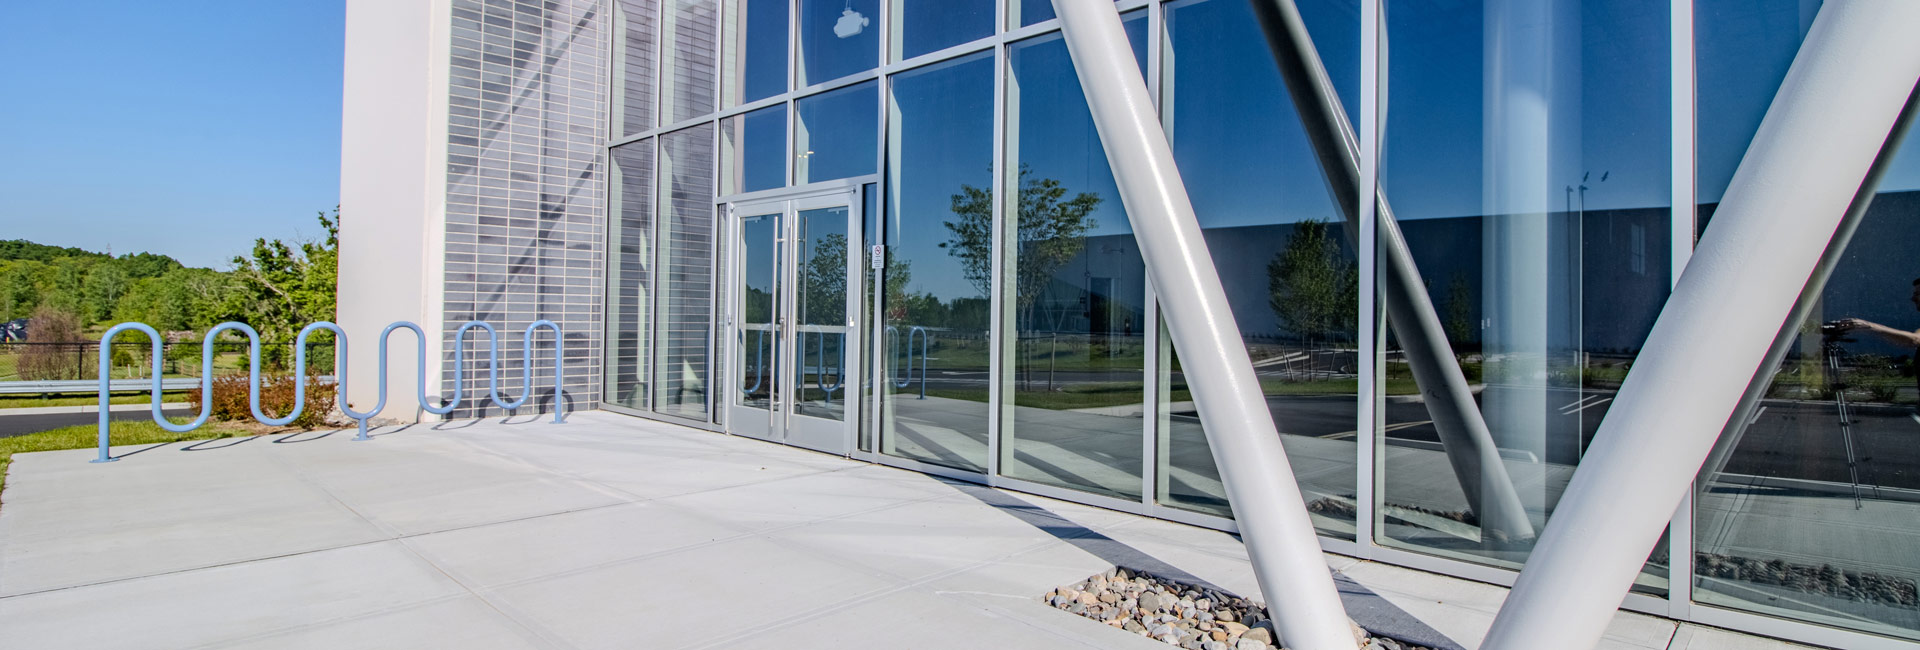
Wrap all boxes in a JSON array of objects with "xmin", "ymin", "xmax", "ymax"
[
  {"xmin": 726, "ymin": 198, "xmax": 788, "ymax": 443},
  {"xmin": 721, "ymin": 188, "xmax": 861, "ymax": 455},
  {"xmin": 781, "ymin": 190, "xmax": 861, "ymax": 455}
]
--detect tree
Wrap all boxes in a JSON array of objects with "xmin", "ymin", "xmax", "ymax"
[
  {"xmin": 228, "ymin": 209, "xmax": 340, "ymax": 367},
  {"xmin": 1268, "ymin": 218, "xmax": 1358, "ymax": 349},
  {"xmin": 0, "ymin": 261, "xmax": 40, "ymax": 321},
  {"xmin": 944, "ymin": 166, "xmax": 1100, "ymax": 327},
  {"xmin": 39, "ymin": 257, "xmax": 89, "ymax": 317},
  {"xmin": 83, "ymin": 260, "xmax": 130, "ymax": 323}
]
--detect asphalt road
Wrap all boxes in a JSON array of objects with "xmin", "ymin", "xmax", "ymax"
[{"xmin": 0, "ymin": 408, "xmax": 194, "ymax": 439}]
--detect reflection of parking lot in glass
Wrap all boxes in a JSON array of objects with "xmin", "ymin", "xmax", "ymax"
[
  {"xmin": 1698, "ymin": 353, "xmax": 1920, "ymax": 639},
  {"xmin": 1158, "ymin": 339, "xmax": 1360, "ymax": 538}
]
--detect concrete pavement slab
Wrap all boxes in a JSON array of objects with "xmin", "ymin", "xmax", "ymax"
[{"xmin": 0, "ymin": 541, "xmax": 468, "ymax": 650}]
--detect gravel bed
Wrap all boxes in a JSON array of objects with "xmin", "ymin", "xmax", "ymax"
[{"xmin": 1045, "ymin": 567, "xmax": 1435, "ymax": 650}]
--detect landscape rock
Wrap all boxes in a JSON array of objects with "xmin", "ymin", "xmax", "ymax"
[{"xmin": 1044, "ymin": 568, "xmax": 1439, "ymax": 650}]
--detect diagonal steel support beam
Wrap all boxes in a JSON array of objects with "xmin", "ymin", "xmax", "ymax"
[
  {"xmin": 1050, "ymin": 1, "xmax": 1355, "ymax": 648},
  {"xmin": 1249, "ymin": 0, "xmax": 1535, "ymax": 543},
  {"xmin": 1703, "ymin": 83, "xmax": 1920, "ymax": 490},
  {"xmin": 1481, "ymin": 3, "xmax": 1920, "ymax": 648}
]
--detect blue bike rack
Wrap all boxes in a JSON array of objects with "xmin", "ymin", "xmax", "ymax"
[{"xmin": 93, "ymin": 319, "xmax": 566, "ymax": 464}]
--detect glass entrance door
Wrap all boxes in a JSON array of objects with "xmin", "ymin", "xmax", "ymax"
[{"xmin": 726, "ymin": 190, "xmax": 860, "ymax": 454}]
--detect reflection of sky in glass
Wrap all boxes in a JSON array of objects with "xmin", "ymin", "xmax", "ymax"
[
  {"xmin": 887, "ymin": 52, "xmax": 994, "ymax": 302},
  {"xmin": 1381, "ymin": 0, "xmax": 1671, "ymax": 219},
  {"xmin": 796, "ymin": 80, "xmax": 878, "ymax": 183},
  {"xmin": 738, "ymin": 0, "xmax": 788, "ymax": 103},
  {"xmin": 894, "ymin": 0, "xmax": 993, "ymax": 60},
  {"xmin": 741, "ymin": 104, "xmax": 786, "ymax": 192},
  {"xmin": 1167, "ymin": 0, "xmax": 1357, "ymax": 229},
  {"xmin": 1697, "ymin": 0, "xmax": 1920, "ymax": 198},
  {"xmin": 1007, "ymin": 12, "xmax": 1146, "ymax": 240},
  {"xmin": 1017, "ymin": 0, "xmax": 1055, "ymax": 27},
  {"xmin": 798, "ymin": 0, "xmax": 879, "ymax": 86}
]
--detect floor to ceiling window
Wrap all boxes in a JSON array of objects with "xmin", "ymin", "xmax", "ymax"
[
  {"xmin": 997, "ymin": 11, "xmax": 1147, "ymax": 501},
  {"xmin": 1376, "ymin": 0, "xmax": 1673, "ymax": 574},
  {"xmin": 879, "ymin": 51, "xmax": 996, "ymax": 472},
  {"xmin": 1155, "ymin": 0, "xmax": 1361, "ymax": 538},
  {"xmin": 1692, "ymin": 0, "xmax": 1920, "ymax": 640},
  {"xmin": 608, "ymin": 140, "xmax": 656, "ymax": 410},
  {"xmin": 656, "ymin": 124, "xmax": 719, "ymax": 419}
]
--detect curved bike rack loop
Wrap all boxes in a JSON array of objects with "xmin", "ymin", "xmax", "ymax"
[
  {"xmin": 92, "ymin": 319, "xmax": 567, "ymax": 463},
  {"xmin": 884, "ymin": 325, "xmax": 929, "ymax": 399}
]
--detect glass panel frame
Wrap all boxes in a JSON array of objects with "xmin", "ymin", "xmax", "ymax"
[
  {"xmin": 795, "ymin": 80, "xmax": 881, "ymax": 185},
  {"xmin": 877, "ymin": 50, "xmax": 997, "ymax": 473},
  {"xmin": 995, "ymin": 11, "xmax": 1150, "ymax": 502}
]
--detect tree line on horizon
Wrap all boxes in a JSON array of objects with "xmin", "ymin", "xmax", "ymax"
[{"xmin": 0, "ymin": 210, "xmax": 340, "ymax": 357}]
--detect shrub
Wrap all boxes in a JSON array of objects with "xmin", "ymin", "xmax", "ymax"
[
  {"xmin": 189, "ymin": 373, "xmax": 338, "ymax": 429},
  {"xmin": 17, "ymin": 306, "xmax": 90, "ymax": 381}
]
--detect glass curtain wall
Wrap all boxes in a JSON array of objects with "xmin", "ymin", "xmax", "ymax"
[
  {"xmin": 1376, "ymin": 0, "xmax": 1673, "ymax": 576},
  {"xmin": 997, "ymin": 13, "xmax": 1148, "ymax": 501},
  {"xmin": 602, "ymin": 2, "xmax": 1920, "ymax": 643},
  {"xmin": 880, "ymin": 51, "xmax": 995, "ymax": 471},
  {"xmin": 1692, "ymin": 0, "xmax": 1920, "ymax": 640},
  {"xmin": 609, "ymin": 140, "xmax": 656, "ymax": 409},
  {"xmin": 1155, "ymin": 0, "xmax": 1361, "ymax": 537}
]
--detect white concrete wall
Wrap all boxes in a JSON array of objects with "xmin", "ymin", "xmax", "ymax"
[{"xmin": 338, "ymin": 0, "xmax": 450, "ymax": 422}]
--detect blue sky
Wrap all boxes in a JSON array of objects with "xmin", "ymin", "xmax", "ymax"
[{"xmin": 0, "ymin": 2, "xmax": 345, "ymax": 270}]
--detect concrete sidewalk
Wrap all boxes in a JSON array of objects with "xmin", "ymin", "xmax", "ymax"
[{"xmin": 0, "ymin": 412, "xmax": 1803, "ymax": 649}]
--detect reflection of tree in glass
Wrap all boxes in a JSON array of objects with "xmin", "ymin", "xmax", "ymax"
[
  {"xmin": 944, "ymin": 165, "xmax": 1100, "ymax": 325},
  {"xmin": 742, "ymin": 286, "xmax": 774, "ymax": 323},
  {"xmin": 1444, "ymin": 271, "xmax": 1474, "ymax": 347},
  {"xmin": 800, "ymin": 233, "xmax": 847, "ymax": 325},
  {"xmin": 1267, "ymin": 218, "xmax": 1357, "ymax": 348}
]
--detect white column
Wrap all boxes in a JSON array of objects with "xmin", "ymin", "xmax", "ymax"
[
  {"xmin": 1480, "ymin": 3, "xmax": 1920, "ymax": 649},
  {"xmin": 338, "ymin": 0, "xmax": 451, "ymax": 423},
  {"xmin": 1049, "ymin": 1, "xmax": 1355, "ymax": 649}
]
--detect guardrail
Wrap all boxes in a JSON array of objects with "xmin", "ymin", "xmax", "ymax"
[
  {"xmin": 1, "ymin": 378, "xmax": 206, "ymax": 395},
  {"xmin": 91, "ymin": 320, "xmax": 565, "ymax": 464}
]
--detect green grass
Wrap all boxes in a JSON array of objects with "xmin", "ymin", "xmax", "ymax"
[
  {"xmin": 0, "ymin": 392, "xmax": 192, "ymax": 410},
  {"xmin": 0, "ymin": 354, "xmax": 18, "ymax": 382},
  {"xmin": 0, "ymin": 420, "xmax": 250, "ymax": 501}
]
